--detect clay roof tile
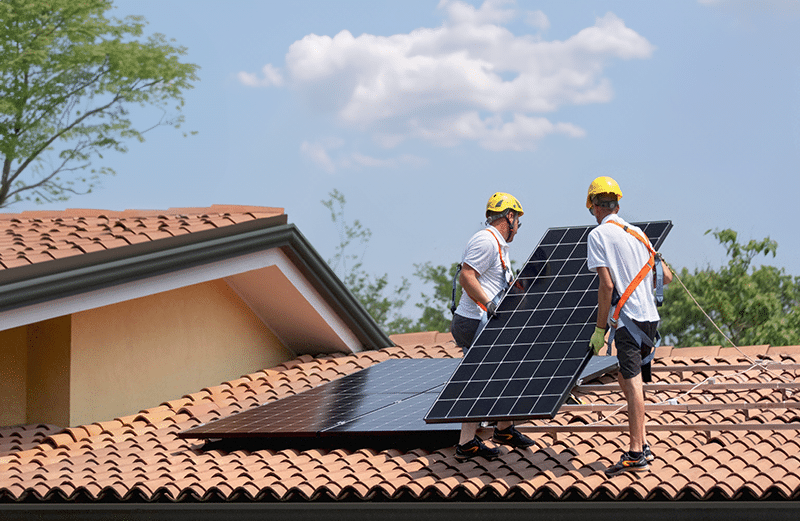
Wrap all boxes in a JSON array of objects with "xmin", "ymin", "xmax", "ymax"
[
  {"xmin": 0, "ymin": 206, "xmax": 285, "ymax": 271},
  {"xmin": 5, "ymin": 342, "xmax": 800, "ymax": 504}
]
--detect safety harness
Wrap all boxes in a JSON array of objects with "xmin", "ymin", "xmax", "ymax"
[
  {"xmin": 450, "ymin": 228, "xmax": 512, "ymax": 315},
  {"xmin": 603, "ymin": 220, "xmax": 665, "ymax": 363},
  {"xmin": 605, "ymin": 220, "xmax": 664, "ymax": 326}
]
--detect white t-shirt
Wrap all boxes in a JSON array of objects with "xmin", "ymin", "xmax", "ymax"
[
  {"xmin": 455, "ymin": 226, "xmax": 513, "ymax": 320},
  {"xmin": 587, "ymin": 214, "xmax": 660, "ymax": 326}
]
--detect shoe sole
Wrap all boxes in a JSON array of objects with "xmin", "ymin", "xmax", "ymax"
[
  {"xmin": 492, "ymin": 435, "xmax": 535, "ymax": 448},
  {"xmin": 493, "ymin": 439, "xmax": 534, "ymax": 448},
  {"xmin": 604, "ymin": 464, "xmax": 649, "ymax": 477},
  {"xmin": 455, "ymin": 453, "xmax": 499, "ymax": 462}
]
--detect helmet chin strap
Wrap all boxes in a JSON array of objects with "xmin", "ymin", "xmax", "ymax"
[{"xmin": 504, "ymin": 213, "xmax": 515, "ymax": 242}]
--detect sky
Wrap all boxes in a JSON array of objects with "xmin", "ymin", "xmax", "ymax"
[{"xmin": 7, "ymin": 0, "xmax": 800, "ymax": 316}]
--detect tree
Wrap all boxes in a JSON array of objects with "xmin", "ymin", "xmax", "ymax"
[
  {"xmin": 408, "ymin": 261, "xmax": 461, "ymax": 333},
  {"xmin": 659, "ymin": 229, "xmax": 800, "ymax": 347},
  {"xmin": 322, "ymin": 189, "xmax": 412, "ymax": 335},
  {"xmin": 0, "ymin": 0, "xmax": 199, "ymax": 207}
]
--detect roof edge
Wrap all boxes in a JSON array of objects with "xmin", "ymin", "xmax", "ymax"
[
  {"xmin": 2, "ymin": 500, "xmax": 799, "ymax": 520},
  {"xmin": 0, "ymin": 216, "xmax": 392, "ymax": 350},
  {"xmin": 278, "ymin": 225, "xmax": 393, "ymax": 351}
]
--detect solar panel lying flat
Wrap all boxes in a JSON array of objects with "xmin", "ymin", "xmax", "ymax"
[
  {"xmin": 179, "ymin": 358, "xmax": 461, "ymax": 439},
  {"xmin": 424, "ymin": 221, "xmax": 672, "ymax": 424},
  {"xmin": 178, "ymin": 356, "xmax": 619, "ymax": 441}
]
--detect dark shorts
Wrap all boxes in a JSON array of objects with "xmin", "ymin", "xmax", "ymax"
[
  {"xmin": 615, "ymin": 320, "xmax": 658, "ymax": 382},
  {"xmin": 451, "ymin": 313, "xmax": 481, "ymax": 352}
]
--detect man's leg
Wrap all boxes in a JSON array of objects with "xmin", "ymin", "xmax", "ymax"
[
  {"xmin": 641, "ymin": 385, "xmax": 649, "ymax": 447},
  {"xmin": 617, "ymin": 371, "xmax": 645, "ymax": 453},
  {"xmin": 456, "ymin": 422, "xmax": 500, "ymax": 461},
  {"xmin": 459, "ymin": 422, "xmax": 478, "ymax": 445}
]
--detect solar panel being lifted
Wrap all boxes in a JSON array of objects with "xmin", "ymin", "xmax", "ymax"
[{"xmin": 424, "ymin": 221, "xmax": 672, "ymax": 424}]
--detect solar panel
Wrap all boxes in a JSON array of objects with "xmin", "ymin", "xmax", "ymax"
[
  {"xmin": 424, "ymin": 221, "xmax": 672, "ymax": 424},
  {"xmin": 577, "ymin": 355, "xmax": 619, "ymax": 385},
  {"xmin": 179, "ymin": 358, "xmax": 461, "ymax": 440},
  {"xmin": 178, "ymin": 356, "xmax": 620, "ymax": 442}
]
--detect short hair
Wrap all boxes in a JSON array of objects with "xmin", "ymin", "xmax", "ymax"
[
  {"xmin": 592, "ymin": 193, "xmax": 619, "ymax": 209},
  {"xmin": 486, "ymin": 208, "xmax": 516, "ymax": 223}
]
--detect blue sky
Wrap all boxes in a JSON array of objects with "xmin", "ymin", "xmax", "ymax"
[{"xmin": 8, "ymin": 0, "xmax": 800, "ymax": 314}]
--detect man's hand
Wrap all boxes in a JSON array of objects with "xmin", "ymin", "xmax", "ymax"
[
  {"xmin": 485, "ymin": 301, "xmax": 498, "ymax": 319},
  {"xmin": 589, "ymin": 326, "xmax": 606, "ymax": 355}
]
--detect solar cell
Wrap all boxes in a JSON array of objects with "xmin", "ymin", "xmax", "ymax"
[{"xmin": 424, "ymin": 221, "xmax": 672, "ymax": 424}]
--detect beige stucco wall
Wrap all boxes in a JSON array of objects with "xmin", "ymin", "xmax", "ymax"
[
  {"xmin": 26, "ymin": 317, "xmax": 71, "ymax": 427},
  {"xmin": 0, "ymin": 325, "xmax": 27, "ymax": 425},
  {"xmin": 69, "ymin": 279, "xmax": 291, "ymax": 427},
  {"xmin": 0, "ymin": 318, "xmax": 71, "ymax": 427}
]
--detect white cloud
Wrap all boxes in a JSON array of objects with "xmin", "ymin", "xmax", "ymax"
[
  {"xmin": 525, "ymin": 10, "xmax": 550, "ymax": 31},
  {"xmin": 408, "ymin": 112, "xmax": 586, "ymax": 151},
  {"xmin": 300, "ymin": 139, "xmax": 340, "ymax": 173},
  {"xmin": 301, "ymin": 139, "xmax": 427, "ymax": 172},
  {"xmin": 438, "ymin": 0, "xmax": 517, "ymax": 26},
  {"xmin": 245, "ymin": 1, "xmax": 653, "ymax": 154},
  {"xmin": 238, "ymin": 64, "xmax": 284, "ymax": 87}
]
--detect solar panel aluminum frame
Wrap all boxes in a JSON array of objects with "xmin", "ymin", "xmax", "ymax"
[{"xmin": 424, "ymin": 221, "xmax": 672, "ymax": 424}]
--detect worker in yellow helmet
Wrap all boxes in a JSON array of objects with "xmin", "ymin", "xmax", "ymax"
[
  {"xmin": 584, "ymin": 176, "xmax": 672, "ymax": 477},
  {"xmin": 450, "ymin": 192, "xmax": 534, "ymax": 461}
]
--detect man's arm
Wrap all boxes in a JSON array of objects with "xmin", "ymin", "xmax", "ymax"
[
  {"xmin": 459, "ymin": 263, "xmax": 491, "ymax": 309},
  {"xmin": 596, "ymin": 266, "xmax": 615, "ymax": 329},
  {"xmin": 660, "ymin": 258, "xmax": 673, "ymax": 285}
]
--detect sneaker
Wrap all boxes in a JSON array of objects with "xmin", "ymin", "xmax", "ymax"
[
  {"xmin": 604, "ymin": 451, "xmax": 649, "ymax": 477},
  {"xmin": 455, "ymin": 436, "xmax": 501, "ymax": 462},
  {"xmin": 492, "ymin": 425, "xmax": 535, "ymax": 448},
  {"xmin": 643, "ymin": 443, "xmax": 655, "ymax": 463}
]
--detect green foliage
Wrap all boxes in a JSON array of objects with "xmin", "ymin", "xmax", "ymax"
[
  {"xmin": 406, "ymin": 261, "xmax": 461, "ymax": 333},
  {"xmin": 322, "ymin": 189, "xmax": 412, "ymax": 335},
  {"xmin": 660, "ymin": 229, "xmax": 800, "ymax": 347},
  {"xmin": 0, "ymin": 0, "xmax": 199, "ymax": 207}
]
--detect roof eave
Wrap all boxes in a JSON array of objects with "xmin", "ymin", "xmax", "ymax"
[
  {"xmin": 2, "ymin": 500, "xmax": 797, "ymax": 520},
  {"xmin": 0, "ymin": 216, "xmax": 392, "ymax": 350}
]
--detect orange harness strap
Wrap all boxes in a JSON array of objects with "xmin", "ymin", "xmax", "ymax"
[
  {"xmin": 606, "ymin": 220, "xmax": 656, "ymax": 326},
  {"xmin": 473, "ymin": 229, "xmax": 509, "ymax": 312}
]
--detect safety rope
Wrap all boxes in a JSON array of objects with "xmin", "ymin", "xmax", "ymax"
[
  {"xmin": 663, "ymin": 256, "xmax": 787, "ymax": 381},
  {"xmin": 579, "ymin": 253, "xmax": 792, "ymax": 428}
]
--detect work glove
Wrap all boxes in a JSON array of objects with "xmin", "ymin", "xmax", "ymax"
[
  {"xmin": 589, "ymin": 326, "xmax": 606, "ymax": 356},
  {"xmin": 485, "ymin": 301, "xmax": 498, "ymax": 319}
]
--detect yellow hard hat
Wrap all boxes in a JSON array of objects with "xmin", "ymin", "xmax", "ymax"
[
  {"xmin": 586, "ymin": 176, "xmax": 623, "ymax": 209},
  {"xmin": 486, "ymin": 192, "xmax": 524, "ymax": 216}
]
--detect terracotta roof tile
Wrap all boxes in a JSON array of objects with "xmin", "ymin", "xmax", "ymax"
[
  {"xmin": 0, "ymin": 206, "xmax": 285, "ymax": 270},
  {"xmin": 3, "ymin": 343, "xmax": 800, "ymax": 505}
]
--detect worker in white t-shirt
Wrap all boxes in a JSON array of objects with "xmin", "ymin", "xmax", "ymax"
[
  {"xmin": 585, "ymin": 176, "xmax": 673, "ymax": 477},
  {"xmin": 451, "ymin": 192, "xmax": 535, "ymax": 461}
]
